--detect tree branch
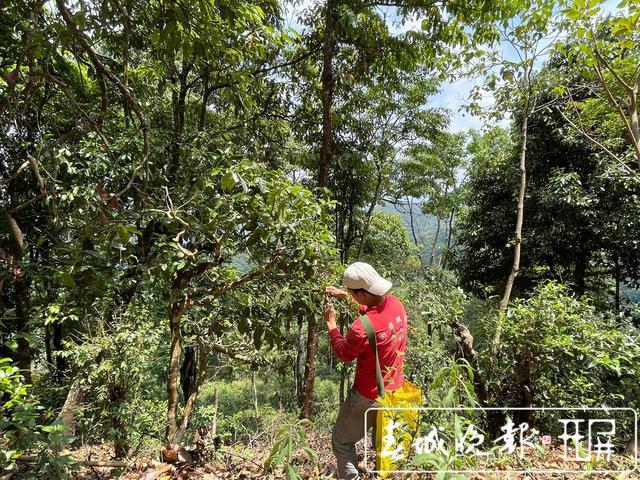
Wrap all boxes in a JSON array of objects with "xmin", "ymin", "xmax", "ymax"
[
  {"xmin": 594, "ymin": 47, "xmax": 634, "ymax": 95},
  {"xmin": 556, "ymin": 105, "xmax": 638, "ymax": 179},
  {"xmin": 0, "ymin": 161, "xmax": 29, "ymax": 186},
  {"xmin": 9, "ymin": 192, "xmax": 47, "ymax": 213},
  {"xmin": 55, "ymin": 0, "xmax": 150, "ymax": 199},
  {"xmin": 190, "ymin": 255, "xmax": 281, "ymax": 305}
]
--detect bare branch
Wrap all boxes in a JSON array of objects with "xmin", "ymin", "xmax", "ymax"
[
  {"xmin": 556, "ymin": 106, "xmax": 639, "ymax": 179},
  {"xmin": 0, "ymin": 161, "xmax": 29, "ymax": 186}
]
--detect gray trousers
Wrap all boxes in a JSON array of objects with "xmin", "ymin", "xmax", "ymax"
[{"xmin": 332, "ymin": 386, "xmax": 378, "ymax": 480}]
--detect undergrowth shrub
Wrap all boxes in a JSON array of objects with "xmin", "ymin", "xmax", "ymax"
[
  {"xmin": 1, "ymin": 358, "xmax": 76, "ymax": 479},
  {"xmin": 480, "ymin": 282, "xmax": 640, "ymax": 436}
]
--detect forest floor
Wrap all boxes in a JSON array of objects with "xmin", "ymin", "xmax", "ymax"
[{"xmin": 67, "ymin": 433, "xmax": 637, "ymax": 480}]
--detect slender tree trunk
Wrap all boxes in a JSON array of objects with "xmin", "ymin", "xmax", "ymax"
[
  {"xmin": 407, "ymin": 198, "xmax": 419, "ymax": 245},
  {"xmin": 499, "ymin": 114, "xmax": 528, "ymax": 310},
  {"xmin": 198, "ymin": 64, "xmax": 211, "ymax": 130},
  {"xmin": 167, "ymin": 294, "xmax": 185, "ymax": 442},
  {"xmin": 615, "ymin": 255, "xmax": 620, "ymax": 313},
  {"xmin": 167, "ymin": 60, "xmax": 191, "ymax": 180},
  {"xmin": 300, "ymin": 316, "xmax": 319, "ymax": 419},
  {"xmin": 406, "ymin": 197, "xmax": 425, "ymax": 270},
  {"xmin": 210, "ymin": 388, "xmax": 218, "ymax": 439},
  {"xmin": 53, "ymin": 320, "xmax": 65, "ymax": 383},
  {"xmin": 252, "ymin": 371, "xmax": 259, "ymax": 418},
  {"xmin": 446, "ymin": 210, "xmax": 454, "ymax": 250},
  {"xmin": 429, "ymin": 216, "xmax": 441, "ymax": 267},
  {"xmin": 610, "ymin": 66, "xmax": 640, "ymax": 168},
  {"xmin": 343, "ymin": 195, "xmax": 356, "ymax": 263},
  {"xmin": 45, "ymin": 325, "xmax": 53, "ymax": 367},
  {"xmin": 294, "ymin": 316, "xmax": 306, "ymax": 408},
  {"xmin": 317, "ymin": 0, "xmax": 336, "ymax": 189},
  {"xmin": 40, "ymin": 239, "xmax": 66, "ymax": 382},
  {"xmin": 301, "ymin": 0, "xmax": 335, "ymax": 420},
  {"xmin": 490, "ymin": 112, "xmax": 529, "ymax": 388},
  {"xmin": 629, "ymin": 99, "xmax": 639, "ymax": 166},
  {"xmin": 122, "ymin": 4, "xmax": 131, "ymax": 128},
  {"xmin": 356, "ymin": 163, "xmax": 384, "ymax": 260},
  {"xmin": 441, "ymin": 209, "xmax": 455, "ymax": 269}
]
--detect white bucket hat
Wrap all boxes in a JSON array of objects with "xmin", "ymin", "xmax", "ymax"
[{"xmin": 343, "ymin": 262, "xmax": 392, "ymax": 296}]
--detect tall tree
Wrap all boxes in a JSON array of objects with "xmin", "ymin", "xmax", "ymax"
[{"xmin": 293, "ymin": 0, "xmax": 523, "ymax": 416}]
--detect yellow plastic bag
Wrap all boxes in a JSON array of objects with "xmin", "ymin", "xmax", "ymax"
[
  {"xmin": 359, "ymin": 314, "xmax": 422, "ymax": 476},
  {"xmin": 374, "ymin": 379, "xmax": 422, "ymax": 477}
]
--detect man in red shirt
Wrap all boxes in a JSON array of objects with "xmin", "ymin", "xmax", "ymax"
[{"xmin": 324, "ymin": 262, "xmax": 408, "ymax": 480}]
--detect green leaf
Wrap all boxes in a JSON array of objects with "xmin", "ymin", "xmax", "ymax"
[
  {"xmin": 221, "ymin": 171, "xmax": 237, "ymax": 191},
  {"xmin": 619, "ymin": 39, "xmax": 637, "ymax": 49},
  {"xmin": 565, "ymin": 7, "xmax": 583, "ymax": 20},
  {"xmin": 60, "ymin": 272, "xmax": 75, "ymax": 287},
  {"xmin": 286, "ymin": 464, "xmax": 299, "ymax": 480}
]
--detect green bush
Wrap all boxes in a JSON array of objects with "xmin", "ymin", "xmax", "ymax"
[
  {"xmin": 0, "ymin": 358, "xmax": 76, "ymax": 479},
  {"xmin": 395, "ymin": 270, "xmax": 479, "ymax": 388},
  {"xmin": 484, "ymin": 282, "xmax": 640, "ymax": 435},
  {"xmin": 264, "ymin": 418, "xmax": 318, "ymax": 480},
  {"xmin": 58, "ymin": 313, "xmax": 166, "ymax": 456}
]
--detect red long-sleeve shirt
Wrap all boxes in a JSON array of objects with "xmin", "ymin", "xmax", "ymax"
[{"xmin": 329, "ymin": 294, "xmax": 407, "ymax": 400}]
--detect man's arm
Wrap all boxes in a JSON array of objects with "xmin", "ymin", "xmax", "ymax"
[{"xmin": 324, "ymin": 303, "xmax": 366, "ymax": 362}]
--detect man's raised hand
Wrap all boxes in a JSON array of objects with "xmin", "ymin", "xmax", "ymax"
[{"xmin": 325, "ymin": 285, "xmax": 348, "ymax": 298}]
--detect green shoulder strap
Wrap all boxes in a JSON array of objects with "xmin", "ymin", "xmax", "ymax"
[{"xmin": 360, "ymin": 314, "xmax": 385, "ymax": 397}]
